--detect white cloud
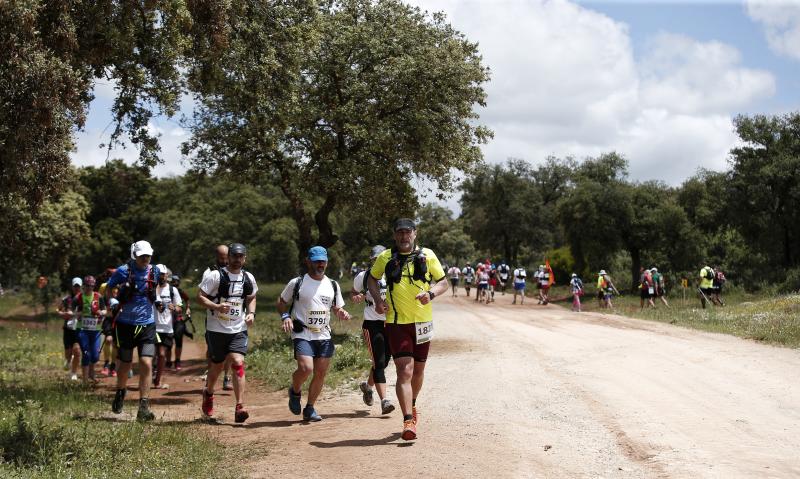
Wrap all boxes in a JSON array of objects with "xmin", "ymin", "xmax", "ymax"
[
  {"xmin": 408, "ymin": 0, "xmax": 775, "ymax": 185},
  {"xmin": 746, "ymin": 0, "xmax": 800, "ymax": 60}
]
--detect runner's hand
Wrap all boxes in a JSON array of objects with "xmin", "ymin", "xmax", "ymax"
[
  {"xmin": 245, "ymin": 312, "xmax": 255, "ymax": 327},
  {"xmin": 374, "ymin": 300, "xmax": 388, "ymax": 315},
  {"xmin": 216, "ymin": 303, "xmax": 230, "ymax": 314},
  {"xmin": 415, "ymin": 292, "xmax": 431, "ymax": 305},
  {"xmin": 336, "ymin": 308, "xmax": 351, "ymax": 321},
  {"xmin": 351, "ymin": 293, "xmax": 365, "ymax": 304},
  {"xmin": 282, "ymin": 318, "xmax": 293, "ymax": 333}
]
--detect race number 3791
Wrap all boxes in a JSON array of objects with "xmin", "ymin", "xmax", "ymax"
[{"xmin": 416, "ymin": 321, "xmax": 433, "ymax": 345}]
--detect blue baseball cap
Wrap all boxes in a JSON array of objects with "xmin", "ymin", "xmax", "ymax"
[{"xmin": 308, "ymin": 246, "xmax": 328, "ymax": 261}]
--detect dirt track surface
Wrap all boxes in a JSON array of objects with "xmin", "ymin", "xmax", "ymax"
[{"xmin": 109, "ymin": 290, "xmax": 800, "ymax": 478}]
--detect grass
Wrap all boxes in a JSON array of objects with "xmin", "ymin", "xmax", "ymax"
[
  {"xmin": 184, "ymin": 281, "xmax": 372, "ymax": 392},
  {"xmin": 0, "ymin": 322, "xmax": 230, "ymax": 478},
  {"xmin": 535, "ymin": 283, "xmax": 800, "ymax": 348}
]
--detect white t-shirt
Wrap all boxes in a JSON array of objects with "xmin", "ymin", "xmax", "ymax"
[
  {"xmin": 540, "ymin": 270, "xmax": 550, "ymax": 285},
  {"xmin": 154, "ymin": 284, "xmax": 182, "ymax": 334},
  {"xmin": 513, "ymin": 268, "xmax": 527, "ymax": 284},
  {"xmin": 200, "ymin": 268, "xmax": 258, "ymax": 334},
  {"xmin": 352, "ymin": 271, "xmax": 386, "ymax": 322},
  {"xmin": 462, "ymin": 267, "xmax": 474, "ymax": 281},
  {"xmin": 281, "ymin": 274, "xmax": 344, "ymax": 341},
  {"xmin": 498, "ymin": 264, "xmax": 510, "ymax": 280},
  {"xmin": 447, "ymin": 266, "xmax": 461, "ymax": 280}
]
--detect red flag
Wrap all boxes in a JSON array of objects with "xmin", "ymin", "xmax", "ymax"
[{"xmin": 545, "ymin": 259, "xmax": 555, "ymax": 286}]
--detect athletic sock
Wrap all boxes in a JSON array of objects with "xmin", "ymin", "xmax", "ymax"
[
  {"xmin": 403, "ymin": 414, "xmax": 413, "ymax": 421},
  {"xmin": 412, "ymin": 398, "xmax": 416, "ymax": 407}
]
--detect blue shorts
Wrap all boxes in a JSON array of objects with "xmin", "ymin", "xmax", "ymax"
[
  {"xmin": 514, "ymin": 282, "xmax": 526, "ymax": 291},
  {"xmin": 293, "ymin": 338, "xmax": 335, "ymax": 359}
]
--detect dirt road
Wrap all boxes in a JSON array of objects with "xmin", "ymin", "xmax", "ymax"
[{"xmin": 131, "ymin": 290, "xmax": 800, "ymax": 478}]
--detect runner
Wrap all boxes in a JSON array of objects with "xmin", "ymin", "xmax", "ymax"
[
  {"xmin": 461, "ymin": 263, "xmax": 475, "ymax": 298},
  {"xmin": 367, "ymin": 218, "xmax": 448, "ymax": 441},
  {"xmin": 537, "ymin": 265, "xmax": 552, "ymax": 305},
  {"xmin": 597, "ymin": 270, "xmax": 617, "ymax": 309},
  {"xmin": 153, "ymin": 265, "xmax": 182, "ymax": 389},
  {"xmin": 170, "ymin": 274, "xmax": 192, "ymax": 371},
  {"xmin": 57, "ymin": 277, "xmax": 82, "ymax": 381},
  {"xmin": 712, "ymin": 266, "xmax": 726, "ymax": 306},
  {"xmin": 279, "ymin": 246, "xmax": 351, "ymax": 422},
  {"xmin": 699, "ymin": 265, "xmax": 715, "ymax": 309},
  {"xmin": 488, "ymin": 264, "xmax": 498, "ymax": 303},
  {"xmin": 75, "ymin": 275, "xmax": 106, "ymax": 384},
  {"xmin": 651, "ymin": 267, "xmax": 670, "ymax": 307},
  {"xmin": 447, "ymin": 263, "xmax": 461, "ymax": 297},
  {"xmin": 106, "ymin": 240, "xmax": 161, "ymax": 420},
  {"xmin": 202, "ymin": 245, "xmax": 233, "ymax": 390},
  {"xmin": 101, "ymin": 286, "xmax": 120, "ymax": 377},
  {"xmin": 197, "ymin": 243, "xmax": 257, "ymax": 423},
  {"xmin": 351, "ymin": 245, "xmax": 395, "ymax": 415},
  {"xmin": 497, "ymin": 261, "xmax": 510, "ymax": 295},
  {"xmin": 512, "ymin": 265, "xmax": 527, "ymax": 305},
  {"xmin": 476, "ymin": 264, "xmax": 489, "ymax": 303},
  {"xmin": 639, "ymin": 266, "xmax": 655, "ymax": 309},
  {"xmin": 570, "ymin": 273, "xmax": 584, "ymax": 312}
]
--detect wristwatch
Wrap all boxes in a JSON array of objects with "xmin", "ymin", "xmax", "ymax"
[
  {"xmin": 246, "ymin": 311, "xmax": 256, "ymax": 317},
  {"xmin": 428, "ymin": 291, "xmax": 435, "ymax": 300}
]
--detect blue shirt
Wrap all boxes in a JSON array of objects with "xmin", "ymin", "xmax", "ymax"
[{"xmin": 107, "ymin": 262, "xmax": 161, "ymax": 325}]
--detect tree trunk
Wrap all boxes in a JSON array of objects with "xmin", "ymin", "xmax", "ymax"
[
  {"xmin": 277, "ymin": 167, "xmax": 313, "ymax": 268},
  {"xmin": 629, "ymin": 247, "xmax": 641, "ymax": 293},
  {"xmin": 314, "ymin": 193, "xmax": 339, "ymax": 248}
]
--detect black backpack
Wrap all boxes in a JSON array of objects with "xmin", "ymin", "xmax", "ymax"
[
  {"xmin": 384, "ymin": 246, "xmax": 429, "ymax": 290},
  {"xmin": 209, "ymin": 268, "xmax": 254, "ymax": 304},
  {"xmin": 118, "ymin": 261, "xmax": 157, "ymax": 305}
]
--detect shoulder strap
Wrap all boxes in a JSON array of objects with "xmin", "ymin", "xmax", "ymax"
[
  {"xmin": 288, "ymin": 275, "xmax": 303, "ymax": 317},
  {"xmin": 215, "ymin": 268, "xmax": 230, "ymax": 302},
  {"xmin": 362, "ymin": 272, "xmax": 369, "ymax": 294},
  {"xmin": 242, "ymin": 269, "xmax": 253, "ymax": 298},
  {"xmin": 331, "ymin": 278, "xmax": 340, "ymax": 307}
]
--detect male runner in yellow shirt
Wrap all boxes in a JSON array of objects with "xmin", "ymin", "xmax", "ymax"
[{"xmin": 368, "ymin": 218, "xmax": 448, "ymax": 441}]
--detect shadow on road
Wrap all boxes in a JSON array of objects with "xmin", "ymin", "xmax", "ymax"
[{"xmin": 309, "ymin": 432, "xmax": 405, "ymax": 448}]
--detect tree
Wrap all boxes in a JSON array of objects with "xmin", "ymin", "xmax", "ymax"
[
  {"xmin": 185, "ymin": 0, "xmax": 491, "ymax": 262},
  {"xmin": 728, "ymin": 113, "xmax": 800, "ymax": 271},
  {"xmin": 416, "ymin": 204, "xmax": 475, "ymax": 265}
]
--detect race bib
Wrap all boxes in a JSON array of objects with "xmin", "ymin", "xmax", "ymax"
[
  {"xmin": 66, "ymin": 318, "xmax": 77, "ymax": 330},
  {"xmin": 648, "ymin": 287, "xmax": 655, "ymax": 295},
  {"xmin": 218, "ymin": 298, "xmax": 244, "ymax": 322},
  {"xmin": 305, "ymin": 310, "xmax": 330, "ymax": 333},
  {"xmin": 415, "ymin": 321, "xmax": 433, "ymax": 345},
  {"xmin": 81, "ymin": 316, "xmax": 99, "ymax": 330}
]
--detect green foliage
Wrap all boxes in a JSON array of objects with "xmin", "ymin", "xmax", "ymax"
[{"xmin": 416, "ymin": 204, "xmax": 476, "ymax": 265}]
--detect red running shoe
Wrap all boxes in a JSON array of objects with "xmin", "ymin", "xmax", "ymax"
[{"xmin": 201, "ymin": 388, "xmax": 214, "ymax": 417}]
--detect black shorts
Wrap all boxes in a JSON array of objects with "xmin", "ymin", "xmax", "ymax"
[
  {"xmin": 156, "ymin": 332, "xmax": 174, "ymax": 349},
  {"xmin": 114, "ymin": 322, "xmax": 156, "ymax": 361},
  {"xmin": 640, "ymin": 288, "xmax": 651, "ymax": 299},
  {"xmin": 102, "ymin": 317, "xmax": 114, "ymax": 337},
  {"xmin": 63, "ymin": 328, "xmax": 79, "ymax": 349},
  {"xmin": 449, "ymin": 278, "xmax": 459, "ymax": 286},
  {"xmin": 207, "ymin": 330, "xmax": 248, "ymax": 363}
]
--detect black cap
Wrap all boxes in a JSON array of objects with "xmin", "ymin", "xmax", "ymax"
[
  {"xmin": 229, "ymin": 243, "xmax": 247, "ymax": 255},
  {"xmin": 171, "ymin": 274, "xmax": 180, "ymax": 282},
  {"xmin": 394, "ymin": 218, "xmax": 416, "ymax": 231}
]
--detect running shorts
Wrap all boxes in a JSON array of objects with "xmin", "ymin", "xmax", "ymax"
[
  {"xmin": 293, "ymin": 338, "xmax": 335, "ymax": 359},
  {"xmin": 514, "ymin": 282, "xmax": 525, "ymax": 291},
  {"xmin": 173, "ymin": 320, "xmax": 186, "ymax": 349},
  {"xmin": 640, "ymin": 288, "xmax": 651, "ymax": 299},
  {"xmin": 156, "ymin": 332, "xmax": 174, "ymax": 349},
  {"xmin": 63, "ymin": 328, "xmax": 79, "ymax": 349},
  {"xmin": 102, "ymin": 317, "xmax": 114, "ymax": 337},
  {"xmin": 478, "ymin": 283, "xmax": 488, "ymax": 290},
  {"xmin": 207, "ymin": 330, "xmax": 248, "ymax": 363},
  {"xmin": 114, "ymin": 322, "xmax": 156, "ymax": 361},
  {"xmin": 386, "ymin": 322, "xmax": 430, "ymax": 362},
  {"xmin": 449, "ymin": 278, "xmax": 459, "ymax": 287}
]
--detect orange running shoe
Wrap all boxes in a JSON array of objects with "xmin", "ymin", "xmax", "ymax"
[
  {"xmin": 412, "ymin": 406, "xmax": 418, "ymax": 425},
  {"xmin": 401, "ymin": 419, "xmax": 417, "ymax": 441}
]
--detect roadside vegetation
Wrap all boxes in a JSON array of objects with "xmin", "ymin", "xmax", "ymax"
[{"xmin": 0, "ymin": 311, "xmax": 230, "ymax": 478}]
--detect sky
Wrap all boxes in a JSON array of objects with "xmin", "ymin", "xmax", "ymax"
[{"xmin": 72, "ymin": 0, "xmax": 800, "ymax": 188}]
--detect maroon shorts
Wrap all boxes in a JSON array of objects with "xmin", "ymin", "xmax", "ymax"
[{"xmin": 386, "ymin": 323, "xmax": 430, "ymax": 362}]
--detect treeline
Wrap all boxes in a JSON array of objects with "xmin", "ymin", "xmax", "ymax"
[{"xmin": 453, "ymin": 113, "xmax": 800, "ymax": 291}]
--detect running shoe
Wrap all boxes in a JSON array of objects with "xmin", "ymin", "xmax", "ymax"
[
  {"xmin": 303, "ymin": 405, "xmax": 322, "ymax": 422},
  {"xmin": 234, "ymin": 403, "xmax": 249, "ymax": 423},
  {"xmin": 112, "ymin": 388, "xmax": 126, "ymax": 414},
  {"xmin": 288, "ymin": 388, "xmax": 302, "ymax": 415},
  {"xmin": 381, "ymin": 398, "xmax": 395, "ymax": 415},
  {"xmin": 359, "ymin": 381, "xmax": 374, "ymax": 406},
  {"xmin": 137, "ymin": 399, "xmax": 155, "ymax": 422},
  {"xmin": 101, "ymin": 366, "xmax": 109, "ymax": 376},
  {"xmin": 127, "ymin": 369, "xmax": 133, "ymax": 378},
  {"xmin": 166, "ymin": 360, "xmax": 173, "ymax": 369},
  {"xmin": 412, "ymin": 406, "xmax": 418, "ymax": 424},
  {"xmin": 111, "ymin": 369, "xmax": 117, "ymax": 377},
  {"xmin": 222, "ymin": 375, "xmax": 233, "ymax": 391},
  {"xmin": 201, "ymin": 388, "xmax": 214, "ymax": 417},
  {"xmin": 70, "ymin": 373, "xmax": 78, "ymax": 381},
  {"xmin": 174, "ymin": 360, "xmax": 182, "ymax": 371},
  {"xmin": 63, "ymin": 359, "xmax": 69, "ymax": 371},
  {"xmin": 401, "ymin": 419, "xmax": 417, "ymax": 440}
]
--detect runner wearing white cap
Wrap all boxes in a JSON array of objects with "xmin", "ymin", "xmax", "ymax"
[
  {"xmin": 153, "ymin": 265, "xmax": 182, "ymax": 389},
  {"xmin": 105, "ymin": 240, "xmax": 161, "ymax": 421},
  {"xmin": 57, "ymin": 277, "xmax": 83, "ymax": 380}
]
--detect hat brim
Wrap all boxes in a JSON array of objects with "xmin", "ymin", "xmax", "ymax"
[
  {"xmin": 135, "ymin": 248, "xmax": 154, "ymax": 257},
  {"xmin": 309, "ymin": 255, "xmax": 328, "ymax": 262}
]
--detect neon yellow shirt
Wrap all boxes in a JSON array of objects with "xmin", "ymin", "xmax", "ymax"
[
  {"xmin": 699, "ymin": 267, "xmax": 714, "ymax": 289},
  {"xmin": 370, "ymin": 247, "xmax": 446, "ymax": 324}
]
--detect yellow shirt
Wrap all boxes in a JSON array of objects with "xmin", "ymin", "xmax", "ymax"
[
  {"xmin": 370, "ymin": 247, "xmax": 446, "ymax": 324},
  {"xmin": 98, "ymin": 282, "xmax": 108, "ymax": 297},
  {"xmin": 699, "ymin": 267, "xmax": 714, "ymax": 289}
]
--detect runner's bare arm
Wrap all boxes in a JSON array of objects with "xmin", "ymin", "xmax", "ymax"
[
  {"xmin": 245, "ymin": 294, "xmax": 256, "ymax": 326},
  {"xmin": 367, "ymin": 275, "xmax": 387, "ymax": 314},
  {"xmin": 415, "ymin": 278, "xmax": 449, "ymax": 305},
  {"xmin": 277, "ymin": 296, "xmax": 293, "ymax": 333},
  {"xmin": 333, "ymin": 306, "xmax": 351, "ymax": 321},
  {"xmin": 197, "ymin": 290, "xmax": 228, "ymax": 313},
  {"xmin": 350, "ymin": 288, "xmax": 365, "ymax": 303}
]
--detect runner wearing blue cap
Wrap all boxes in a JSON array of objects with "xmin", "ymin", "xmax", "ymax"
[{"xmin": 278, "ymin": 246, "xmax": 351, "ymax": 422}]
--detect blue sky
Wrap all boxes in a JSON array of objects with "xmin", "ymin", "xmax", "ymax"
[{"xmin": 72, "ymin": 0, "xmax": 800, "ymax": 188}]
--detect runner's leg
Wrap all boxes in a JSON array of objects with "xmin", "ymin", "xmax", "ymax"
[
  {"xmin": 394, "ymin": 356, "xmax": 414, "ymax": 417},
  {"xmin": 291, "ymin": 355, "xmax": 314, "ymax": 395},
  {"xmin": 307, "ymin": 357, "xmax": 331, "ymax": 406},
  {"xmin": 411, "ymin": 360, "xmax": 426, "ymax": 404},
  {"xmin": 229, "ymin": 352, "xmax": 246, "ymax": 405}
]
